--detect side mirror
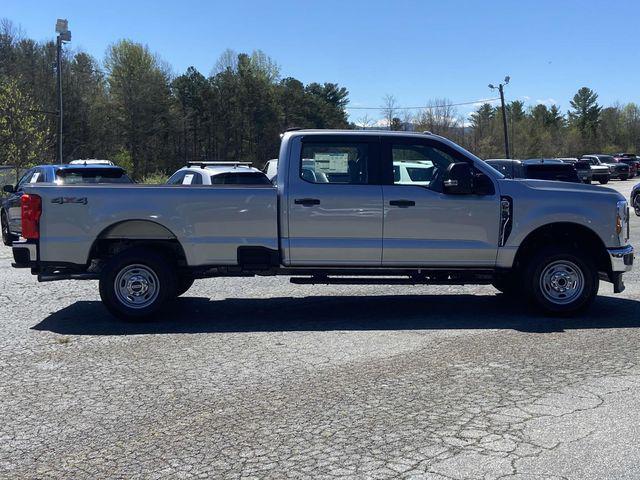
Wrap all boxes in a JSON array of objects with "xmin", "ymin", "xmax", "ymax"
[
  {"xmin": 443, "ymin": 163, "xmax": 473, "ymax": 194},
  {"xmin": 473, "ymin": 172, "xmax": 495, "ymax": 195},
  {"xmin": 2, "ymin": 185, "xmax": 15, "ymax": 194}
]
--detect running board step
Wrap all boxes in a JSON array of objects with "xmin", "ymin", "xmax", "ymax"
[{"xmin": 290, "ymin": 275, "xmax": 493, "ymax": 286}]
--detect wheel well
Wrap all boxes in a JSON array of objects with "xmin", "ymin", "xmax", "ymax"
[
  {"xmin": 89, "ymin": 238, "xmax": 188, "ymax": 268},
  {"xmin": 513, "ymin": 223, "xmax": 610, "ymax": 273},
  {"xmin": 88, "ymin": 221, "xmax": 187, "ymax": 267}
]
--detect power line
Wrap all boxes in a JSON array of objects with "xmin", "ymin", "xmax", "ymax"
[{"xmin": 345, "ymin": 97, "xmax": 501, "ymax": 111}]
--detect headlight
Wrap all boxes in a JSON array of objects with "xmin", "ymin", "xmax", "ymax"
[{"xmin": 617, "ymin": 200, "xmax": 629, "ymax": 243}]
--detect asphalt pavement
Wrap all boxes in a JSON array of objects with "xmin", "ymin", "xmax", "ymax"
[{"xmin": 1, "ymin": 179, "xmax": 640, "ymax": 479}]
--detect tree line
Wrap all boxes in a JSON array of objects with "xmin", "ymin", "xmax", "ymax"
[
  {"xmin": 1, "ymin": 17, "xmax": 639, "ymax": 182},
  {"xmin": 377, "ymin": 88, "xmax": 640, "ymax": 160},
  {"xmin": 0, "ymin": 19, "xmax": 349, "ymax": 180}
]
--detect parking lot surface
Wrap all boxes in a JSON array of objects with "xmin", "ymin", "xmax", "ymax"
[{"xmin": 1, "ymin": 180, "xmax": 640, "ymax": 479}]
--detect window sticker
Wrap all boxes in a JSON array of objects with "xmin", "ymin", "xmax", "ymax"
[{"xmin": 183, "ymin": 174, "xmax": 195, "ymax": 185}]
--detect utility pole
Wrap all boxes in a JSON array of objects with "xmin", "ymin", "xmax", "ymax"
[
  {"xmin": 489, "ymin": 76, "xmax": 511, "ymax": 159},
  {"xmin": 55, "ymin": 19, "xmax": 71, "ymax": 163}
]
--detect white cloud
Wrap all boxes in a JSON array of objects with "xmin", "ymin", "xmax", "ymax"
[{"xmin": 535, "ymin": 98, "xmax": 557, "ymax": 106}]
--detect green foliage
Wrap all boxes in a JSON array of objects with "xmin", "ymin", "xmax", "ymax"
[
  {"xmin": 140, "ymin": 171, "xmax": 169, "ymax": 184},
  {"xmin": 0, "ymin": 77, "xmax": 50, "ymax": 177},
  {"xmin": 0, "ymin": 19, "xmax": 351, "ymax": 178},
  {"xmin": 1, "ymin": 16, "xmax": 639, "ymax": 172}
]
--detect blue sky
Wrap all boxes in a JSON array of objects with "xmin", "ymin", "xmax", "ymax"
[{"xmin": 4, "ymin": 0, "xmax": 640, "ymax": 123}]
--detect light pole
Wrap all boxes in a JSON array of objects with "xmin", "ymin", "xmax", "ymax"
[
  {"xmin": 55, "ymin": 19, "xmax": 71, "ymax": 163},
  {"xmin": 489, "ymin": 76, "xmax": 510, "ymax": 159}
]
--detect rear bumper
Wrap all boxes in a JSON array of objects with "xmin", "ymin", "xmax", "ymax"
[
  {"xmin": 12, "ymin": 240, "xmax": 37, "ymax": 268},
  {"xmin": 608, "ymin": 245, "xmax": 634, "ymax": 272}
]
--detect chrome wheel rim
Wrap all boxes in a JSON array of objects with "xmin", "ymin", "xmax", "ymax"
[
  {"xmin": 114, "ymin": 264, "xmax": 160, "ymax": 309},
  {"xmin": 539, "ymin": 260, "xmax": 584, "ymax": 305}
]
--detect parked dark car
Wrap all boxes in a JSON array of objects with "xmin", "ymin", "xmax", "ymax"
[
  {"xmin": 632, "ymin": 182, "xmax": 640, "ymax": 216},
  {"xmin": 2, "ymin": 163, "xmax": 132, "ymax": 246},
  {"xmin": 485, "ymin": 158, "xmax": 581, "ymax": 183},
  {"xmin": 556, "ymin": 158, "xmax": 593, "ymax": 183},
  {"xmin": 582, "ymin": 154, "xmax": 630, "ymax": 180},
  {"xmin": 613, "ymin": 153, "xmax": 640, "ymax": 177}
]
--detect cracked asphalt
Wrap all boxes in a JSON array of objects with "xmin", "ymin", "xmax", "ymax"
[{"xmin": 1, "ymin": 180, "xmax": 640, "ymax": 479}]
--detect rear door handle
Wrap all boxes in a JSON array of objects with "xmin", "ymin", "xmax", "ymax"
[
  {"xmin": 389, "ymin": 199, "xmax": 416, "ymax": 208},
  {"xmin": 294, "ymin": 198, "xmax": 321, "ymax": 206}
]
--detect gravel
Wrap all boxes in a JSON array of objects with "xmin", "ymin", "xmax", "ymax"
[{"xmin": 1, "ymin": 179, "xmax": 640, "ymax": 479}]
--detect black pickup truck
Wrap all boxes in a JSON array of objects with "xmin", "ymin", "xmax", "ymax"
[{"xmin": 485, "ymin": 159, "xmax": 581, "ymax": 183}]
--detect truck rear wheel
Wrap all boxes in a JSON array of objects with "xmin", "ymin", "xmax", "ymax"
[
  {"xmin": 1, "ymin": 211, "xmax": 17, "ymax": 246},
  {"xmin": 524, "ymin": 247, "xmax": 598, "ymax": 315},
  {"xmin": 99, "ymin": 248, "xmax": 176, "ymax": 321}
]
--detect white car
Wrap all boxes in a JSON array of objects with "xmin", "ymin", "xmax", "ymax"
[
  {"xmin": 167, "ymin": 162, "xmax": 271, "ymax": 185},
  {"xmin": 263, "ymin": 159, "xmax": 278, "ymax": 181},
  {"xmin": 393, "ymin": 161, "xmax": 435, "ymax": 186}
]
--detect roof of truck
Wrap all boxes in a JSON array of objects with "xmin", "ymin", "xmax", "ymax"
[{"xmin": 283, "ymin": 129, "xmax": 440, "ymax": 138}]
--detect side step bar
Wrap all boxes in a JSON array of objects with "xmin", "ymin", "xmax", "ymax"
[{"xmin": 290, "ymin": 274, "xmax": 493, "ymax": 286}]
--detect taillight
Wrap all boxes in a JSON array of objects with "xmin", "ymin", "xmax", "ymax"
[{"xmin": 21, "ymin": 194, "xmax": 42, "ymax": 240}]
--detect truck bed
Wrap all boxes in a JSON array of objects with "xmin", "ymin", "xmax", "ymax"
[{"xmin": 27, "ymin": 184, "xmax": 278, "ymax": 267}]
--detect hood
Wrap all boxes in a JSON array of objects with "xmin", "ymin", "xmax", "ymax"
[{"xmin": 499, "ymin": 178, "xmax": 625, "ymax": 201}]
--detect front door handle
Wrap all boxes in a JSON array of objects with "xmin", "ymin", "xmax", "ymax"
[
  {"xmin": 294, "ymin": 198, "xmax": 321, "ymax": 206},
  {"xmin": 389, "ymin": 199, "xmax": 415, "ymax": 208}
]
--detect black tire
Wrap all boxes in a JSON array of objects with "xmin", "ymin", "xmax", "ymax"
[
  {"xmin": 524, "ymin": 246, "xmax": 598, "ymax": 315},
  {"xmin": 633, "ymin": 194, "xmax": 640, "ymax": 217},
  {"xmin": 492, "ymin": 273, "xmax": 522, "ymax": 296},
  {"xmin": 598, "ymin": 178, "xmax": 609, "ymax": 184},
  {"xmin": 99, "ymin": 247, "xmax": 176, "ymax": 321},
  {"xmin": 1, "ymin": 210, "xmax": 17, "ymax": 247},
  {"xmin": 175, "ymin": 274, "xmax": 195, "ymax": 297},
  {"xmin": 621, "ymin": 175, "xmax": 629, "ymax": 181}
]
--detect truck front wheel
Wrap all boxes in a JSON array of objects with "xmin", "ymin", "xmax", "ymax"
[
  {"xmin": 524, "ymin": 247, "xmax": 598, "ymax": 315},
  {"xmin": 99, "ymin": 248, "xmax": 176, "ymax": 321},
  {"xmin": 598, "ymin": 178, "xmax": 609, "ymax": 184},
  {"xmin": 175, "ymin": 274, "xmax": 195, "ymax": 297}
]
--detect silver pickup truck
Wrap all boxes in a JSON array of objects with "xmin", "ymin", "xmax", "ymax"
[{"xmin": 11, "ymin": 130, "xmax": 634, "ymax": 320}]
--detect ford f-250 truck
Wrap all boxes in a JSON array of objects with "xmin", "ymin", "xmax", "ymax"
[{"xmin": 11, "ymin": 130, "xmax": 634, "ymax": 320}]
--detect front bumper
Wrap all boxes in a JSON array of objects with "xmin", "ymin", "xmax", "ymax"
[{"xmin": 608, "ymin": 245, "xmax": 634, "ymax": 272}]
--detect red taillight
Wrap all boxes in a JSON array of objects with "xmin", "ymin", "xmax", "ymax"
[{"xmin": 21, "ymin": 194, "xmax": 42, "ymax": 240}]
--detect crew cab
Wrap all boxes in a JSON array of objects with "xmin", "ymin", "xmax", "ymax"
[
  {"xmin": 11, "ymin": 130, "xmax": 634, "ymax": 320},
  {"xmin": 2, "ymin": 163, "xmax": 132, "ymax": 246}
]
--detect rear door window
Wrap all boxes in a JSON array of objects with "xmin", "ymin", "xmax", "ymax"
[{"xmin": 300, "ymin": 143, "xmax": 372, "ymax": 184}]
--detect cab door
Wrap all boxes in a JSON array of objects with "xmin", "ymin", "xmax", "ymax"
[
  {"xmin": 381, "ymin": 137, "xmax": 500, "ymax": 267},
  {"xmin": 284, "ymin": 135, "xmax": 383, "ymax": 266}
]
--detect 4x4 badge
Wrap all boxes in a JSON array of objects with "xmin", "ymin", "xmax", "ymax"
[{"xmin": 51, "ymin": 197, "xmax": 88, "ymax": 205}]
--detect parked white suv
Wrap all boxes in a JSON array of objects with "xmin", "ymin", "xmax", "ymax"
[{"xmin": 167, "ymin": 162, "xmax": 271, "ymax": 185}]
